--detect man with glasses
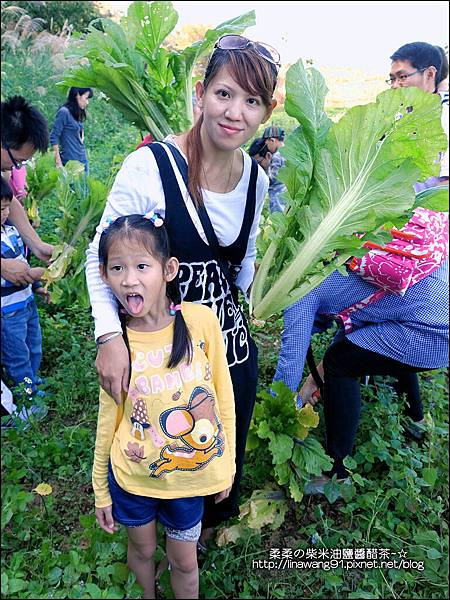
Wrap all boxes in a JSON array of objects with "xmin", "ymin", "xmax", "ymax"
[
  {"xmin": 3, "ymin": 143, "xmax": 32, "ymax": 171},
  {"xmin": 382, "ymin": 42, "xmax": 448, "ymax": 441},
  {"xmin": 388, "ymin": 42, "xmax": 448, "ymax": 189},
  {"xmin": 1, "ymin": 96, "xmax": 54, "ymax": 286}
]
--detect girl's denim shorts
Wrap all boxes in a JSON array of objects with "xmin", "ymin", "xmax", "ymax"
[{"xmin": 107, "ymin": 462, "xmax": 204, "ymax": 541}]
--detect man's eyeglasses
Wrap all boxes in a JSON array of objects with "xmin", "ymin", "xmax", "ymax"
[
  {"xmin": 385, "ymin": 68, "xmax": 427, "ymax": 86},
  {"xmin": 3, "ymin": 143, "xmax": 30, "ymax": 169},
  {"xmin": 215, "ymin": 35, "xmax": 281, "ymax": 68}
]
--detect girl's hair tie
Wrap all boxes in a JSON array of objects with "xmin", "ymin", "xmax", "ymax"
[
  {"xmin": 169, "ymin": 302, "xmax": 182, "ymax": 316},
  {"xmin": 101, "ymin": 215, "xmax": 117, "ymax": 231},
  {"xmin": 144, "ymin": 210, "xmax": 164, "ymax": 227}
]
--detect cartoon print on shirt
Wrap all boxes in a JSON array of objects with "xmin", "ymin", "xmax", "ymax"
[
  {"xmin": 125, "ymin": 395, "xmax": 165, "ymax": 455},
  {"xmin": 172, "ymin": 389, "xmax": 182, "ymax": 402},
  {"xmin": 204, "ymin": 363, "xmax": 212, "ymax": 380},
  {"xmin": 149, "ymin": 386, "xmax": 224, "ymax": 478},
  {"xmin": 147, "ymin": 423, "xmax": 165, "ymax": 448},
  {"xmin": 130, "ymin": 397, "xmax": 150, "ymax": 440},
  {"xmin": 131, "ymin": 350, "xmax": 147, "ymax": 372},
  {"xmin": 124, "ymin": 441, "xmax": 146, "ymax": 463}
]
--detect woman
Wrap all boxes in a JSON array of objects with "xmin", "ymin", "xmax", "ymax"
[
  {"xmin": 50, "ymin": 86, "xmax": 93, "ymax": 173},
  {"xmin": 273, "ymin": 260, "xmax": 449, "ymax": 489},
  {"xmin": 86, "ymin": 35, "xmax": 279, "ymax": 543}
]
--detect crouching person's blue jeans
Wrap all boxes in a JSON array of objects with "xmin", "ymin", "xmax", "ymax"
[{"xmin": 1, "ymin": 299, "xmax": 42, "ymax": 389}]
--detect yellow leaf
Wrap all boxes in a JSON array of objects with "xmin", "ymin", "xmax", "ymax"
[
  {"xmin": 27, "ymin": 199, "xmax": 41, "ymax": 228},
  {"xmin": 298, "ymin": 403, "xmax": 320, "ymax": 428},
  {"xmin": 41, "ymin": 243, "xmax": 76, "ymax": 290},
  {"xmin": 295, "ymin": 424, "xmax": 308, "ymax": 440},
  {"xmin": 239, "ymin": 489, "xmax": 288, "ymax": 530},
  {"xmin": 33, "ymin": 482, "xmax": 53, "ymax": 496},
  {"xmin": 216, "ymin": 524, "xmax": 248, "ymax": 546}
]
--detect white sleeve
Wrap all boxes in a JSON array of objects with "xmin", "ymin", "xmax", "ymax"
[
  {"xmin": 439, "ymin": 98, "xmax": 449, "ymax": 178},
  {"xmin": 85, "ymin": 147, "xmax": 166, "ymax": 339},
  {"xmin": 235, "ymin": 165, "xmax": 269, "ymax": 296}
]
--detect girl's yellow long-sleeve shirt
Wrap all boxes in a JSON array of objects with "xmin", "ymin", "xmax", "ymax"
[{"xmin": 92, "ymin": 302, "xmax": 236, "ymax": 508}]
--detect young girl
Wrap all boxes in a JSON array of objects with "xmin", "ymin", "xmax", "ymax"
[
  {"xmin": 50, "ymin": 86, "xmax": 93, "ymax": 173},
  {"xmin": 92, "ymin": 213, "xmax": 235, "ymax": 599},
  {"xmin": 87, "ymin": 35, "xmax": 280, "ymax": 544}
]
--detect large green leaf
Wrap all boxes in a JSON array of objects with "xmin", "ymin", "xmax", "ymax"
[
  {"xmin": 268, "ymin": 433, "xmax": 294, "ymax": 465},
  {"xmin": 126, "ymin": 0, "xmax": 178, "ymax": 60},
  {"xmin": 412, "ymin": 185, "xmax": 449, "ymax": 211},
  {"xmin": 292, "ymin": 437, "xmax": 334, "ymax": 475},
  {"xmin": 61, "ymin": 61, "xmax": 169, "ymax": 137},
  {"xmin": 284, "ymin": 60, "xmax": 331, "ymax": 156},
  {"xmin": 277, "ymin": 61, "xmax": 330, "ymax": 210},
  {"xmin": 251, "ymin": 79, "xmax": 447, "ymax": 319}
]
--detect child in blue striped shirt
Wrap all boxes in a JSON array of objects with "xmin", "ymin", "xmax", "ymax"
[{"xmin": 1, "ymin": 176, "xmax": 48, "ymax": 396}]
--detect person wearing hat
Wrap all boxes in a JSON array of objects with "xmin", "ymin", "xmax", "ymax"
[{"xmin": 262, "ymin": 125, "xmax": 287, "ymax": 213}]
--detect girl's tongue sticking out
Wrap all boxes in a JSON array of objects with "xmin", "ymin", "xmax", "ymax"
[{"xmin": 126, "ymin": 293, "xmax": 144, "ymax": 315}]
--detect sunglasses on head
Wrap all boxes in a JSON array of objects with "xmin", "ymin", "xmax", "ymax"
[{"xmin": 214, "ymin": 35, "xmax": 281, "ymax": 68}]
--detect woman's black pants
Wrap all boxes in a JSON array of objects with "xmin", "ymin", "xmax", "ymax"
[
  {"xmin": 323, "ymin": 338, "xmax": 429, "ymax": 479},
  {"xmin": 202, "ymin": 339, "xmax": 258, "ymax": 529}
]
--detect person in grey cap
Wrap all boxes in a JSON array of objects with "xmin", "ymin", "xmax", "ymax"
[{"xmin": 262, "ymin": 125, "xmax": 287, "ymax": 213}]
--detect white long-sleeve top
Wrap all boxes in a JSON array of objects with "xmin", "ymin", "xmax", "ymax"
[{"xmin": 86, "ymin": 141, "xmax": 269, "ymax": 340}]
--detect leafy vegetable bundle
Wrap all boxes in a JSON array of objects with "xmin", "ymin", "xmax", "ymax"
[
  {"xmin": 59, "ymin": 1, "xmax": 255, "ymax": 138},
  {"xmin": 40, "ymin": 161, "xmax": 108, "ymax": 306},
  {"xmin": 250, "ymin": 60, "xmax": 448, "ymax": 320}
]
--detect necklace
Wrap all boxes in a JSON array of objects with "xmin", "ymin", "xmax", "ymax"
[{"xmin": 202, "ymin": 151, "xmax": 235, "ymax": 193}]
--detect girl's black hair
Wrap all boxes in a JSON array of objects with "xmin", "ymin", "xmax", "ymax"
[
  {"xmin": 63, "ymin": 87, "xmax": 93, "ymax": 122},
  {"xmin": 99, "ymin": 214, "xmax": 192, "ymax": 370}
]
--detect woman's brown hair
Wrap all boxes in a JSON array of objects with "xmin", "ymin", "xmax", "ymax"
[{"xmin": 186, "ymin": 47, "xmax": 278, "ymax": 207}]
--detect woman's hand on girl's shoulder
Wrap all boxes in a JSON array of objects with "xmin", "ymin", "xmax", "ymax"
[{"xmin": 95, "ymin": 505, "xmax": 118, "ymax": 534}]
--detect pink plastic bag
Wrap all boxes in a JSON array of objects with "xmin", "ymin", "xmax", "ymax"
[
  {"xmin": 337, "ymin": 208, "xmax": 448, "ymax": 333},
  {"xmin": 348, "ymin": 207, "xmax": 448, "ymax": 296}
]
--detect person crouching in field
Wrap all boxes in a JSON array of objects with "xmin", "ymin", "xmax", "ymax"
[{"xmin": 272, "ymin": 260, "xmax": 448, "ymax": 493}]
